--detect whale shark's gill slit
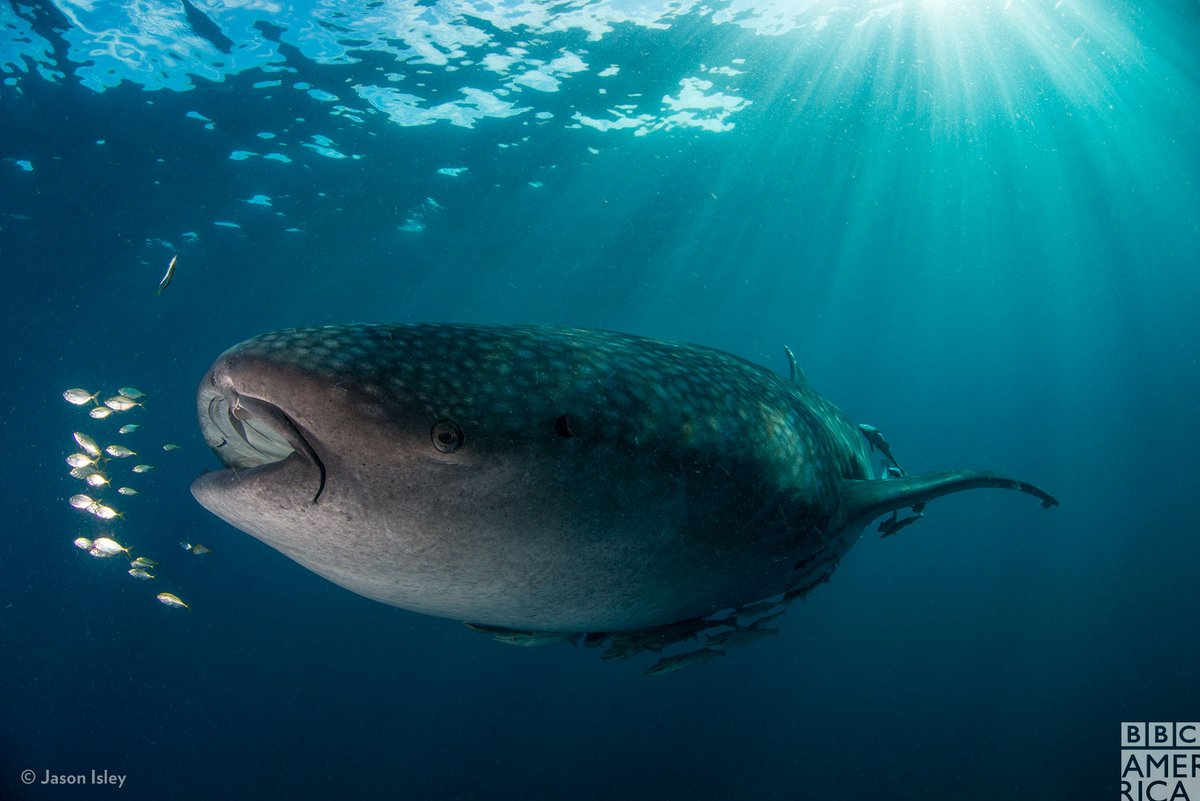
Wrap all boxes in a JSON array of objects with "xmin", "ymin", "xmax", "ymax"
[
  {"xmin": 272, "ymin": 414, "xmax": 326, "ymax": 503},
  {"xmin": 309, "ymin": 447, "xmax": 327, "ymax": 504},
  {"xmin": 268, "ymin": 408, "xmax": 326, "ymax": 504}
]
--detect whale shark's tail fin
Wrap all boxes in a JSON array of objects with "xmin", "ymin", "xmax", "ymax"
[{"xmin": 836, "ymin": 470, "xmax": 1058, "ymax": 535}]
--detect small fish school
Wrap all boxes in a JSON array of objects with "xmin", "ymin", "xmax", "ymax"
[{"xmin": 61, "ymin": 385, "xmax": 189, "ymax": 610}]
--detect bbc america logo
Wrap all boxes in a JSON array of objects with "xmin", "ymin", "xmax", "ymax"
[{"xmin": 1122, "ymin": 723, "xmax": 1200, "ymax": 801}]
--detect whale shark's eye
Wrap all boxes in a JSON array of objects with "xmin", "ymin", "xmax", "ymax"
[{"xmin": 432, "ymin": 420, "xmax": 464, "ymax": 453}]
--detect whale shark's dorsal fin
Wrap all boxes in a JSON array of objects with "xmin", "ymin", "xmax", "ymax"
[
  {"xmin": 836, "ymin": 470, "xmax": 1059, "ymax": 533},
  {"xmin": 783, "ymin": 346, "xmax": 807, "ymax": 386}
]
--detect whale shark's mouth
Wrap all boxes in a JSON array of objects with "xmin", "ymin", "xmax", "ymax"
[{"xmin": 199, "ymin": 387, "xmax": 327, "ymax": 503}]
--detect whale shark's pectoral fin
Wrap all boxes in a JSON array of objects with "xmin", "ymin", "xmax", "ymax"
[
  {"xmin": 838, "ymin": 470, "xmax": 1059, "ymax": 532},
  {"xmin": 783, "ymin": 346, "xmax": 808, "ymax": 387}
]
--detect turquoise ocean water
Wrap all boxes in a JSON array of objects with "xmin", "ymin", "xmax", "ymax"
[{"xmin": 2, "ymin": 1, "xmax": 1199, "ymax": 798}]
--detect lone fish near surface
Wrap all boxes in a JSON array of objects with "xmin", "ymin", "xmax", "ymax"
[
  {"xmin": 155, "ymin": 255, "xmax": 177, "ymax": 297},
  {"xmin": 190, "ymin": 324, "xmax": 1057, "ymax": 637}
]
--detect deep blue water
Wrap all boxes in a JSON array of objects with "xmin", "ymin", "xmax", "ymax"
[{"xmin": 2, "ymin": 1, "xmax": 1199, "ymax": 799}]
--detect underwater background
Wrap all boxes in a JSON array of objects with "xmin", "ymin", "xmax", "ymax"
[{"xmin": 2, "ymin": 1, "xmax": 1198, "ymax": 798}]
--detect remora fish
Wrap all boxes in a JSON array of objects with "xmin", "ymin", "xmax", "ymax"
[{"xmin": 190, "ymin": 324, "xmax": 1057, "ymax": 633}]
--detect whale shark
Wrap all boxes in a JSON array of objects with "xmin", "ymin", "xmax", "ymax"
[{"xmin": 191, "ymin": 323, "xmax": 1056, "ymax": 638}]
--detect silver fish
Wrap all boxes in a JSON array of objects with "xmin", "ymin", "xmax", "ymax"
[
  {"xmin": 104, "ymin": 395, "xmax": 143, "ymax": 412},
  {"xmin": 69, "ymin": 493, "xmax": 98, "ymax": 510},
  {"xmin": 91, "ymin": 536, "xmax": 129, "ymax": 556},
  {"xmin": 73, "ymin": 432, "xmax": 101, "ymax": 458},
  {"xmin": 63, "ymin": 388, "xmax": 98, "ymax": 405},
  {"xmin": 156, "ymin": 592, "xmax": 188, "ymax": 609},
  {"xmin": 155, "ymin": 255, "xmax": 177, "ymax": 297},
  {"xmin": 66, "ymin": 453, "xmax": 96, "ymax": 468},
  {"xmin": 92, "ymin": 505, "xmax": 123, "ymax": 520}
]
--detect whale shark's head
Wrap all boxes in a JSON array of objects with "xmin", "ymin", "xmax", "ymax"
[
  {"xmin": 192, "ymin": 324, "xmax": 443, "ymax": 509},
  {"xmin": 190, "ymin": 325, "xmax": 533, "ymax": 605}
]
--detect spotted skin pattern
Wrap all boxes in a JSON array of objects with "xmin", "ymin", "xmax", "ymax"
[{"xmin": 232, "ymin": 323, "xmax": 872, "ymax": 499}]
